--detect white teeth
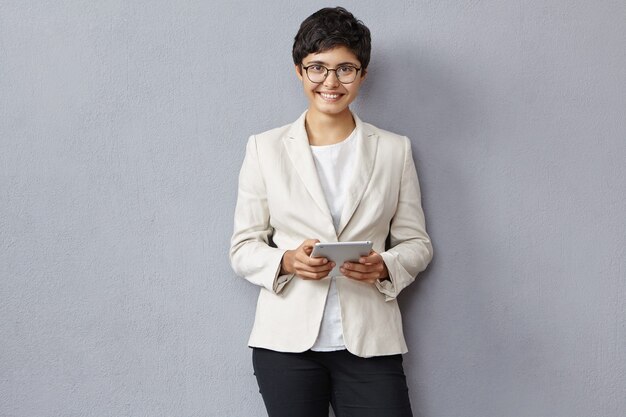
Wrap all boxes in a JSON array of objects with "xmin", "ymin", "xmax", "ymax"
[{"xmin": 320, "ymin": 93, "xmax": 340, "ymax": 100}]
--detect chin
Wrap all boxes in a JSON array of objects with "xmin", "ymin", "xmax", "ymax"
[{"xmin": 313, "ymin": 101, "xmax": 351, "ymax": 116}]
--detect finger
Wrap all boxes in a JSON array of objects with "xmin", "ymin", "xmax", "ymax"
[
  {"xmin": 359, "ymin": 252, "xmax": 382, "ymax": 264},
  {"xmin": 302, "ymin": 238, "xmax": 320, "ymax": 247},
  {"xmin": 342, "ymin": 261, "xmax": 383, "ymax": 274},
  {"xmin": 297, "ymin": 252, "xmax": 330, "ymax": 267},
  {"xmin": 297, "ymin": 269, "xmax": 331, "ymax": 280},
  {"xmin": 295, "ymin": 259, "xmax": 335, "ymax": 272},
  {"xmin": 341, "ymin": 263, "xmax": 383, "ymax": 283},
  {"xmin": 301, "ymin": 239, "xmax": 320, "ymax": 253},
  {"xmin": 341, "ymin": 269, "xmax": 379, "ymax": 282}
]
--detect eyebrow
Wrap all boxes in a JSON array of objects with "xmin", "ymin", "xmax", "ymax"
[{"xmin": 304, "ymin": 60, "xmax": 360, "ymax": 67}]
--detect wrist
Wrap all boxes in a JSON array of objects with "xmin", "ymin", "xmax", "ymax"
[
  {"xmin": 280, "ymin": 250, "xmax": 294, "ymax": 275},
  {"xmin": 379, "ymin": 261, "xmax": 389, "ymax": 280}
]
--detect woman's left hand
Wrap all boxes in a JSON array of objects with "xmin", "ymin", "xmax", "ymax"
[{"xmin": 340, "ymin": 251, "xmax": 389, "ymax": 284}]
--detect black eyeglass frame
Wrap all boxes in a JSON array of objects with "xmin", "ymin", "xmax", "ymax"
[{"xmin": 301, "ymin": 64, "xmax": 363, "ymax": 84}]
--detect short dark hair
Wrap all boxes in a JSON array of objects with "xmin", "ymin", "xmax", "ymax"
[{"xmin": 292, "ymin": 7, "xmax": 371, "ymax": 70}]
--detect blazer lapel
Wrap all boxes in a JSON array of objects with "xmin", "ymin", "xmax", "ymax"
[
  {"xmin": 282, "ymin": 112, "xmax": 335, "ymax": 229},
  {"xmin": 336, "ymin": 114, "xmax": 379, "ymax": 237}
]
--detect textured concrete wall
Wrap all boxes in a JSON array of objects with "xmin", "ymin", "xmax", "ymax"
[{"xmin": 1, "ymin": 1, "xmax": 624, "ymax": 416}]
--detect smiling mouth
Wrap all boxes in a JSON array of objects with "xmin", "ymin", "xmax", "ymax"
[{"xmin": 318, "ymin": 92, "xmax": 343, "ymax": 101}]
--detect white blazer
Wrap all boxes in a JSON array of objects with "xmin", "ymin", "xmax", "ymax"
[{"xmin": 230, "ymin": 111, "xmax": 433, "ymax": 358}]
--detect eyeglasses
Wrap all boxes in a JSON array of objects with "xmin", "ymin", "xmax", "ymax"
[{"xmin": 301, "ymin": 64, "xmax": 362, "ymax": 84}]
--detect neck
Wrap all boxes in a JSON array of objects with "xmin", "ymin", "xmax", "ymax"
[{"xmin": 305, "ymin": 109, "xmax": 356, "ymax": 146}]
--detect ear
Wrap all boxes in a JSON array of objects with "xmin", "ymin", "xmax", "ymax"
[
  {"xmin": 360, "ymin": 68, "xmax": 368, "ymax": 82},
  {"xmin": 295, "ymin": 64, "xmax": 303, "ymax": 81}
]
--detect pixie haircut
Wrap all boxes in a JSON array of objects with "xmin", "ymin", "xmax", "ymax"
[{"xmin": 292, "ymin": 7, "xmax": 371, "ymax": 70}]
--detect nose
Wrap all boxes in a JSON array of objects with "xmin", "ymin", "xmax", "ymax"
[{"xmin": 323, "ymin": 70, "xmax": 341, "ymax": 87}]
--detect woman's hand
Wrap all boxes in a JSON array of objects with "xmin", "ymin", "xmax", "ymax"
[
  {"xmin": 281, "ymin": 239, "xmax": 335, "ymax": 280},
  {"xmin": 340, "ymin": 251, "xmax": 389, "ymax": 284}
]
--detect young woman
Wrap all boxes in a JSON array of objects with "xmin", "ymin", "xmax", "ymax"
[{"xmin": 230, "ymin": 7, "xmax": 433, "ymax": 417}]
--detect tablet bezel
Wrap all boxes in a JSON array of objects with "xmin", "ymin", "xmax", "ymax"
[{"xmin": 310, "ymin": 241, "xmax": 373, "ymax": 277}]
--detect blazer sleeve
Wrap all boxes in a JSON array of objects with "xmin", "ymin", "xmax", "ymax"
[
  {"xmin": 376, "ymin": 137, "xmax": 433, "ymax": 301},
  {"xmin": 229, "ymin": 135, "xmax": 295, "ymax": 294}
]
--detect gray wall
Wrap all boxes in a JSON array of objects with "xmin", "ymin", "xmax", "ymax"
[{"xmin": 1, "ymin": 1, "xmax": 624, "ymax": 416}]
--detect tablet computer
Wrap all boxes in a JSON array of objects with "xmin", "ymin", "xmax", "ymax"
[{"xmin": 310, "ymin": 241, "xmax": 373, "ymax": 277}]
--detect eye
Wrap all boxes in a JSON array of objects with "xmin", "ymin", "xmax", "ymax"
[
  {"xmin": 307, "ymin": 65, "xmax": 325, "ymax": 73},
  {"xmin": 337, "ymin": 66, "xmax": 356, "ymax": 75}
]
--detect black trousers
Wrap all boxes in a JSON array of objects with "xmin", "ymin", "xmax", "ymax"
[{"xmin": 252, "ymin": 348, "xmax": 414, "ymax": 417}]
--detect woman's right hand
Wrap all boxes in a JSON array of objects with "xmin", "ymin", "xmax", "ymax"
[{"xmin": 280, "ymin": 239, "xmax": 335, "ymax": 280}]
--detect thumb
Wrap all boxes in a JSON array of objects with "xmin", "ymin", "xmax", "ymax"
[{"xmin": 302, "ymin": 239, "xmax": 320, "ymax": 255}]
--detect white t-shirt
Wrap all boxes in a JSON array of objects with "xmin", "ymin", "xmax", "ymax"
[{"xmin": 309, "ymin": 128, "xmax": 357, "ymax": 351}]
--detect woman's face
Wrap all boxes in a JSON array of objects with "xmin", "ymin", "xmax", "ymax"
[{"xmin": 295, "ymin": 46, "xmax": 366, "ymax": 119}]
